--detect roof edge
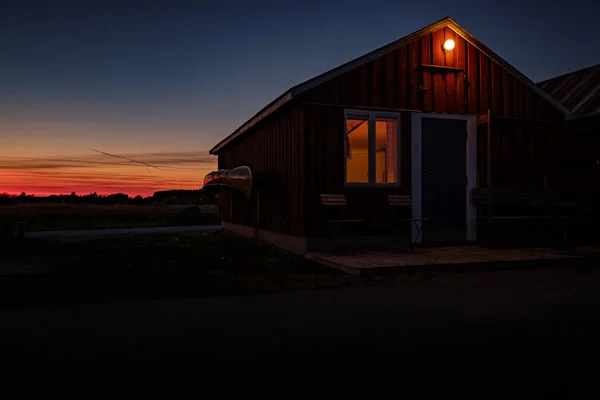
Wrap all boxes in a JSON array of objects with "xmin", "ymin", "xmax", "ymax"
[
  {"xmin": 289, "ymin": 16, "xmax": 454, "ymax": 97},
  {"xmin": 211, "ymin": 16, "xmax": 572, "ymax": 154},
  {"xmin": 209, "ymin": 91, "xmax": 292, "ymax": 154},
  {"xmin": 537, "ymin": 63, "xmax": 600, "ymax": 86},
  {"xmin": 443, "ymin": 19, "xmax": 572, "ymax": 118},
  {"xmin": 210, "ymin": 17, "xmax": 454, "ymax": 154}
]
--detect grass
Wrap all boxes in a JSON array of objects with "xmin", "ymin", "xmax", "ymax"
[
  {"xmin": 0, "ymin": 231, "xmax": 358, "ymax": 308},
  {"xmin": 0, "ymin": 204, "xmax": 219, "ymax": 232}
]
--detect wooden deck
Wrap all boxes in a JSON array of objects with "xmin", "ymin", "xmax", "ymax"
[{"xmin": 305, "ymin": 246, "xmax": 581, "ymax": 275}]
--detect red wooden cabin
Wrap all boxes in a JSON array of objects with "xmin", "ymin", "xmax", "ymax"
[{"xmin": 208, "ymin": 17, "xmax": 571, "ymax": 253}]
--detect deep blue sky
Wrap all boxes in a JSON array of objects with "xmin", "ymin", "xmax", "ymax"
[{"xmin": 1, "ymin": 0, "xmax": 599, "ymax": 157}]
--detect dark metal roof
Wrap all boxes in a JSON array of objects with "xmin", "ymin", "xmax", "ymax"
[{"xmin": 538, "ymin": 64, "xmax": 600, "ymax": 119}]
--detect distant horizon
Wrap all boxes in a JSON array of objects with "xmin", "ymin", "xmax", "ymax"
[
  {"xmin": 1, "ymin": 188, "xmax": 203, "ymax": 197},
  {"xmin": 0, "ymin": 150, "xmax": 216, "ymax": 197},
  {"xmin": 1, "ymin": 189, "xmax": 199, "ymax": 197}
]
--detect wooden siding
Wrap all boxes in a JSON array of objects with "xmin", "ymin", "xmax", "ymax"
[
  {"xmin": 298, "ymin": 25, "xmax": 566, "ymax": 238},
  {"xmin": 476, "ymin": 119, "xmax": 560, "ymax": 190},
  {"xmin": 555, "ymin": 122, "xmax": 600, "ymax": 243},
  {"xmin": 217, "ymin": 105, "xmax": 304, "ymax": 236},
  {"xmin": 303, "ymin": 104, "xmax": 413, "ymax": 237},
  {"xmin": 298, "ymin": 26, "xmax": 563, "ymax": 121},
  {"xmin": 557, "ymin": 123, "xmax": 600, "ymax": 191}
]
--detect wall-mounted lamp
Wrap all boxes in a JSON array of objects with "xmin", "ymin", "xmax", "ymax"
[{"xmin": 443, "ymin": 39, "xmax": 455, "ymax": 51}]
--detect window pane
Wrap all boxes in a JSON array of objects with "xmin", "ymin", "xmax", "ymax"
[
  {"xmin": 375, "ymin": 118, "xmax": 398, "ymax": 183},
  {"xmin": 345, "ymin": 116, "xmax": 369, "ymax": 183}
]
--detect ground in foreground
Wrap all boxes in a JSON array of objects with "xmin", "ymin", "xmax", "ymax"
[
  {"xmin": 0, "ymin": 204, "xmax": 219, "ymax": 232},
  {"xmin": 2, "ymin": 229, "xmax": 596, "ymax": 310},
  {"xmin": 0, "ymin": 231, "xmax": 353, "ymax": 308},
  {"xmin": 1, "ymin": 265, "xmax": 600, "ymax": 369}
]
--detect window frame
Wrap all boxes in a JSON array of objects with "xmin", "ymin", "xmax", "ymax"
[{"xmin": 344, "ymin": 109, "xmax": 401, "ymax": 187}]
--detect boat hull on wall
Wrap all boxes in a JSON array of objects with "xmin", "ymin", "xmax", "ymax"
[{"xmin": 203, "ymin": 166, "xmax": 253, "ymax": 200}]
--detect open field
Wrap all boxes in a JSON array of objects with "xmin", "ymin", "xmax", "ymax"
[
  {"xmin": 3, "ymin": 228, "xmax": 595, "ymax": 309},
  {"xmin": 0, "ymin": 231, "xmax": 351, "ymax": 308},
  {"xmin": 0, "ymin": 204, "xmax": 219, "ymax": 232}
]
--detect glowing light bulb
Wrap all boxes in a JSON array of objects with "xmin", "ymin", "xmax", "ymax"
[{"xmin": 443, "ymin": 39, "xmax": 455, "ymax": 51}]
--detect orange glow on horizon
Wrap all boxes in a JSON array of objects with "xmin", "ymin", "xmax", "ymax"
[{"xmin": 0, "ymin": 151, "xmax": 217, "ymax": 197}]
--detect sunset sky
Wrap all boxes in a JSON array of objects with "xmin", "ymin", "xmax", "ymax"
[{"xmin": 2, "ymin": 0, "xmax": 599, "ymax": 196}]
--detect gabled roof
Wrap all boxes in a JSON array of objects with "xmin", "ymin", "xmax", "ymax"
[
  {"xmin": 210, "ymin": 17, "xmax": 572, "ymax": 154},
  {"xmin": 537, "ymin": 64, "xmax": 600, "ymax": 119}
]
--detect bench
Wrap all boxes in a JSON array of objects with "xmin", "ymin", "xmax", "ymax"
[
  {"xmin": 472, "ymin": 188, "xmax": 576, "ymax": 246},
  {"xmin": 320, "ymin": 194, "xmax": 364, "ymax": 246}
]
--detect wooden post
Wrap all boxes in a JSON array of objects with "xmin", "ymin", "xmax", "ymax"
[{"xmin": 487, "ymin": 110, "xmax": 493, "ymax": 244}]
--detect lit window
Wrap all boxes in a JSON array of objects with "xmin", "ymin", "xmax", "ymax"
[
  {"xmin": 345, "ymin": 116, "xmax": 369, "ymax": 183},
  {"xmin": 375, "ymin": 118, "xmax": 398, "ymax": 183},
  {"xmin": 345, "ymin": 111, "xmax": 400, "ymax": 185}
]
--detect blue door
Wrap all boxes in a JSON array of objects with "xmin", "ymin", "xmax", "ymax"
[{"xmin": 421, "ymin": 118, "xmax": 467, "ymax": 243}]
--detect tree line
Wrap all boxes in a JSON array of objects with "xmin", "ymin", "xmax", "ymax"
[{"xmin": 0, "ymin": 189, "xmax": 212, "ymax": 206}]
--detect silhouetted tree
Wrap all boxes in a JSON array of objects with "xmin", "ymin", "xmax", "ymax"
[
  {"xmin": 0, "ymin": 189, "xmax": 209, "ymax": 206},
  {"xmin": 132, "ymin": 195, "xmax": 144, "ymax": 205},
  {"xmin": 105, "ymin": 193, "xmax": 129, "ymax": 205}
]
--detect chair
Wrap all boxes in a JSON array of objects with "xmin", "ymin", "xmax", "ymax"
[
  {"xmin": 388, "ymin": 194, "xmax": 426, "ymax": 249},
  {"xmin": 320, "ymin": 194, "xmax": 364, "ymax": 247}
]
